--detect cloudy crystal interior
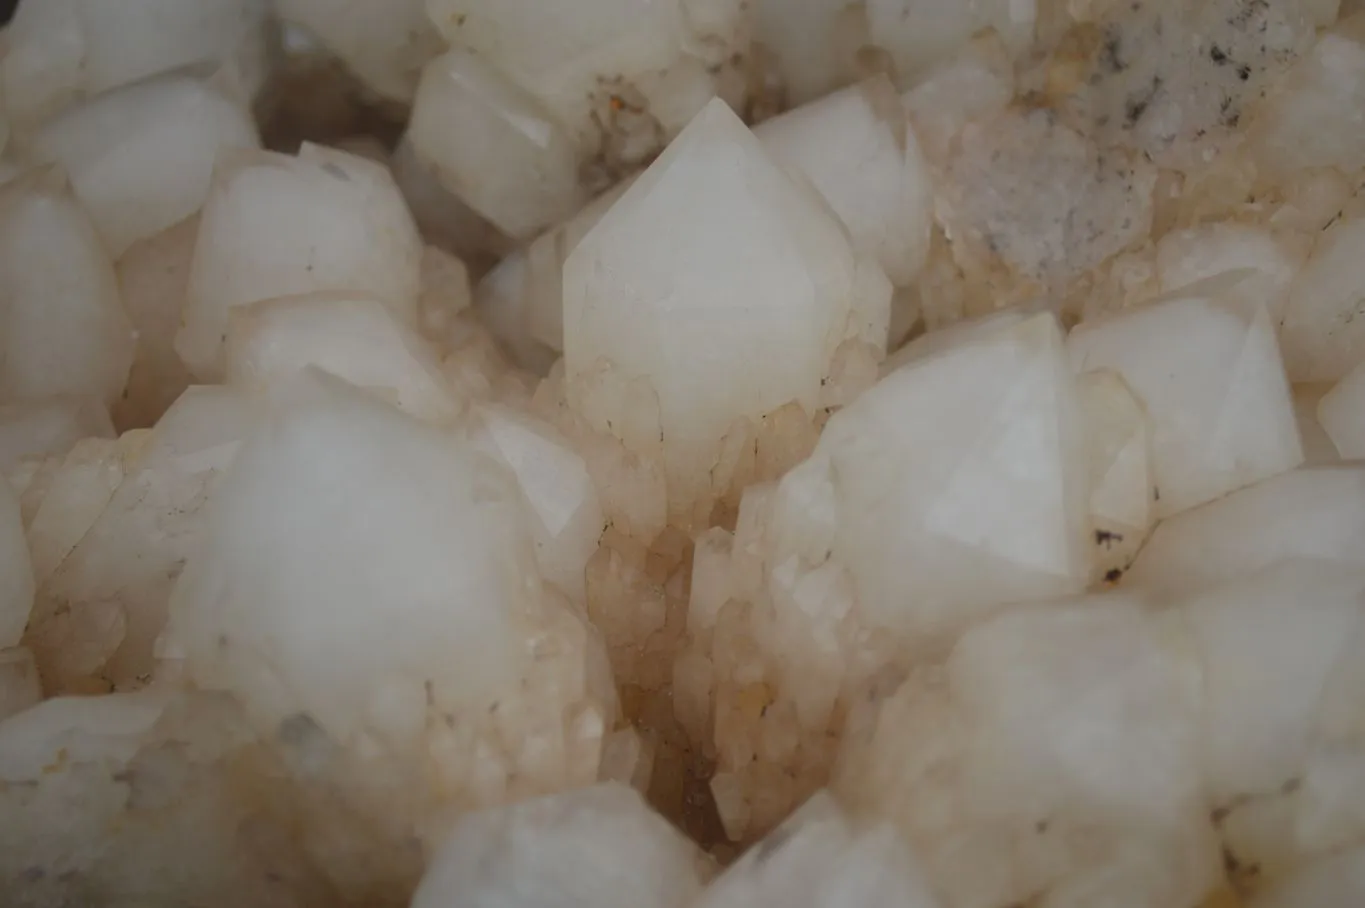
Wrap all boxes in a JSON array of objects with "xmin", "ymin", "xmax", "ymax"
[{"xmin": 4, "ymin": 1, "xmax": 1365, "ymax": 906}]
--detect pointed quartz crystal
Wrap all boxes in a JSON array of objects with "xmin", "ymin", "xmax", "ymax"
[{"xmin": 563, "ymin": 98, "xmax": 886, "ymax": 526}]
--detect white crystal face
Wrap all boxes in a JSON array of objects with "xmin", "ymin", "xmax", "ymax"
[
  {"xmin": 178, "ymin": 144, "xmax": 422, "ymax": 381},
  {"xmin": 1068, "ymin": 294, "xmax": 1303, "ymax": 519},
  {"xmin": 412, "ymin": 784, "xmax": 706, "ymax": 908},
  {"xmin": 795, "ymin": 312, "xmax": 1089, "ymax": 646},
  {"xmin": 564, "ymin": 99, "xmax": 863, "ymax": 515}
]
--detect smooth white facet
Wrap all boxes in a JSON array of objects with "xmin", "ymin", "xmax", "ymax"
[
  {"xmin": 1078, "ymin": 370, "xmax": 1153, "ymax": 578},
  {"xmin": 276, "ymin": 0, "xmax": 443, "ymax": 102},
  {"xmin": 564, "ymin": 99, "xmax": 858, "ymax": 508},
  {"xmin": 472, "ymin": 405, "xmax": 605, "ymax": 603},
  {"xmin": 163, "ymin": 371, "xmax": 533, "ymax": 741},
  {"xmin": 0, "ymin": 397, "xmax": 114, "ymax": 473},
  {"xmin": 755, "ymin": 76, "xmax": 932, "ymax": 286},
  {"xmin": 1155, "ymin": 224, "xmax": 1303, "ymax": 324},
  {"xmin": 0, "ymin": 478, "xmax": 34, "ymax": 650},
  {"xmin": 412, "ymin": 784, "xmax": 705, "ymax": 908},
  {"xmin": 179, "ymin": 144, "xmax": 422, "ymax": 381},
  {"xmin": 0, "ymin": 0, "xmax": 268, "ymax": 126},
  {"xmin": 224, "ymin": 293, "xmax": 461, "ymax": 424},
  {"xmin": 1282, "ymin": 214, "xmax": 1365, "ymax": 382},
  {"xmin": 1126, "ymin": 466, "xmax": 1365, "ymax": 595},
  {"xmin": 1068, "ymin": 295, "xmax": 1303, "ymax": 518},
  {"xmin": 0, "ymin": 171, "xmax": 134, "ymax": 407},
  {"xmin": 29, "ymin": 74, "xmax": 259, "ymax": 259},
  {"xmin": 409, "ymin": 50, "xmax": 585, "ymax": 241},
  {"xmin": 1296, "ymin": 383, "xmax": 1342, "ymax": 466},
  {"xmin": 1180, "ymin": 560, "xmax": 1365, "ymax": 804},
  {"xmin": 32, "ymin": 386, "xmax": 256, "ymax": 688},
  {"xmin": 694, "ymin": 792, "xmax": 942, "ymax": 908},
  {"xmin": 789, "ymin": 312, "xmax": 1089, "ymax": 645},
  {"xmin": 1318, "ymin": 361, "xmax": 1365, "ymax": 458}
]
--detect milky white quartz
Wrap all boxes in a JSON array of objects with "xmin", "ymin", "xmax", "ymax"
[
  {"xmin": 564, "ymin": 98, "xmax": 887, "ymax": 526},
  {"xmin": 793, "ymin": 311, "xmax": 1088, "ymax": 646},
  {"xmin": 412, "ymin": 783, "xmax": 707, "ymax": 908},
  {"xmin": 0, "ymin": 169, "xmax": 134, "ymax": 407},
  {"xmin": 161, "ymin": 371, "xmax": 615, "ymax": 893},
  {"xmin": 408, "ymin": 49, "xmax": 587, "ymax": 241},
  {"xmin": 224, "ymin": 293, "xmax": 461, "ymax": 424},
  {"xmin": 0, "ymin": 646, "xmax": 40, "ymax": 722},
  {"xmin": 470, "ymin": 404, "xmax": 606, "ymax": 604},
  {"xmin": 754, "ymin": 75, "xmax": 932, "ymax": 287},
  {"xmin": 836, "ymin": 593, "xmax": 1218, "ymax": 908},
  {"xmin": 24, "ymin": 386, "xmax": 255, "ymax": 692},
  {"xmin": 27, "ymin": 73, "xmax": 259, "ymax": 259},
  {"xmin": 0, "ymin": 477, "xmax": 34, "ymax": 651},
  {"xmin": 1251, "ymin": 845, "xmax": 1365, "ymax": 908},
  {"xmin": 275, "ymin": 0, "xmax": 443, "ymax": 103},
  {"xmin": 695, "ymin": 792, "xmax": 942, "ymax": 908},
  {"xmin": 178, "ymin": 144, "xmax": 422, "ymax": 381},
  {"xmin": 1126, "ymin": 466, "xmax": 1365, "ymax": 595},
  {"xmin": 0, "ymin": 397, "xmax": 113, "ymax": 473},
  {"xmin": 1318, "ymin": 360, "xmax": 1365, "ymax": 458},
  {"xmin": 1154, "ymin": 224, "xmax": 1304, "ymax": 325},
  {"xmin": 899, "ymin": 33, "xmax": 1014, "ymax": 164},
  {"xmin": 1068, "ymin": 293, "xmax": 1303, "ymax": 519},
  {"xmin": 0, "ymin": 0, "xmax": 269, "ymax": 127}
]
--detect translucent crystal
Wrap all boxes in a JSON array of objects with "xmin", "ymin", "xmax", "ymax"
[
  {"xmin": 1068, "ymin": 294, "xmax": 1303, "ymax": 519},
  {"xmin": 1250, "ymin": 845, "xmax": 1365, "ymax": 908},
  {"xmin": 0, "ymin": 0, "xmax": 269, "ymax": 127},
  {"xmin": 1126, "ymin": 467, "xmax": 1365, "ymax": 595},
  {"xmin": 178, "ymin": 144, "xmax": 422, "ymax": 381},
  {"xmin": 563, "ymin": 99, "xmax": 883, "ymax": 525},
  {"xmin": 224, "ymin": 292, "xmax": 461, "ymax": 424},
  {"xmin": 412, "ymin": 784, "xmax": 707, "ymax": 908},
  {"xmin": 408, "ymin": 49, "xmax": 586, "ymax": 241},
  {"xmin": 1078, "ymin": 370, "xmax": 1153, "ymax": 584},
  {"xmin": 754, "ymin": 76, "xmax": 932, "ymax": 287},
  {"xmin": 1280, "ymin": 214, "xmax": 1365, "ymax": 382},
  {"xmin": 28, "ymin": 73, "xmax": 259, "ymax": 258},
  {"xmin": 276, "ymin": 0, "xmax": 443, "ymax": 102},
  {"xmin": 0, "ymin": 397, "xmax": 114, "ymax": 473},
  {"xmin": 0, "ymin": 646, "xmax": 41, "ymax": 722},
  {"xmin": 0, "ymin": 477, "xmax": 34, "ymax": 650},
  {"xmin": 0, "ymin": 169, "xmax": 134, "ymax": 407}
]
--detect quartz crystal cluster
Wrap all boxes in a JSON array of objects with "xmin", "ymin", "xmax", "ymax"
[{"xmin": 6, "ymin": 1, "xmax": 1365, "ymax": 907}]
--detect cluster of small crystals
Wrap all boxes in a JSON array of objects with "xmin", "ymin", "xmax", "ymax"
[{"xmin": 6, "ymin": 0, "xmax": 1365, "ymax": 907}]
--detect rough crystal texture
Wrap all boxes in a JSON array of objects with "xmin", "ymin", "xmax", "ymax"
[
  {"xmin": 836, "ymin": 594, "xmax": 1218, "ymax": 908},
  {"xmin": 695, "ymin": 791, "xmax": 942, "ymax": 908},
  {"xmin": 224, "ymin": 293, "xmax": 461, "ymax": 424},
  {"xmin": 178, "ymin": 144, "xmax": 422, "ymax": 381},
  {"xmin": 563, "ymin": 98, "xmax": 884, "ymax": 528},
  {"xmin": 408, "ymin": 50, "xmax": 586, "ymax": 241},
  {"xmin": 1068, "ymin": 294, "xmax": 1303, "ymax": 519},
  {"xmin": 24, "ymin": 386, "xmax": 254, "ymax": 693},
  {"xmin": 0, "ymin": 169, "xmax": 134, "ymax": 408},
  {"xmin": 411, "ymin": 784, "xmax": 707, "ymax": 908},
  {"xmin": 754, "ymin": 76, "xmax": 932, "ymax": 287},
  {"xmin": 934, "ymin": 108, "xmax": 1156, "ymax": 302},
  {"xmin": 1126, "ymin": 467, "xmax": 1365, "ymax": 595},
  {"xmin": 0, "ymin": 0, "xmax": 269, "ymax": 127},
  {"xmin": 28, "ymin": 73, "xmax": 260, "ymax": 258},
  {"xmin": 161, "ymin": 371, "xmax": 615, "ymax": 896},
  {"xmin": 0, "ymin": 690, "xmax": 322, "ymax": 908}
]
